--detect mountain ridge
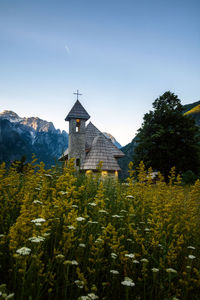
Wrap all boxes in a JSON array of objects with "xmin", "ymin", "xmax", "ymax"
[
  {"xmin": 0, "ymin": 110, "xmax": 121, "ymax": 167},
  {"xmin": 0, "ymin": 110, "xmax": 68, "ymax": 166}
]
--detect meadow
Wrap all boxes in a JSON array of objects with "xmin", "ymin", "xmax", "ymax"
[{"xmin": 0, "ymin": 159, "xmax": 200, "ymax": 300}]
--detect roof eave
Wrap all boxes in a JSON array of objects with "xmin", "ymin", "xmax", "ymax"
[{"xmin": 65, "ymin": 115, "xmax": 90, "ymax": 121}]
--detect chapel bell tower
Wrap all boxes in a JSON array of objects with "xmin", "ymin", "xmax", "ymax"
[{"xmin": 65, "ymin": 91, "xmax": 90, "ymax": 169}]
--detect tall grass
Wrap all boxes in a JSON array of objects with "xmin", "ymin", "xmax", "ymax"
[{"xmin": 0, "ymin": 160, "xmax": 200, "ymax": 300}]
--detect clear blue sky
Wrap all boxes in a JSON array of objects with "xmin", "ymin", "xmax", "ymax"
[{"xmin": 0, "ymin": 0, "xmax": 200, "ymax": 145}]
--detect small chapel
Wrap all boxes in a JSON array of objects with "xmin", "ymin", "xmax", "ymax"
[{"xmin": 59, "ymin": 94, "xmax": 125, "ymax": 177}]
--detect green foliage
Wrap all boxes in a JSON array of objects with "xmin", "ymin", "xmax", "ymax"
[
  {"xmin": 182, "ymin": 170, "xmax": 198, "ymax": 185},
  {"xmin": 134, "ymin": 91, "xmax": 200, "ymax": 180}
]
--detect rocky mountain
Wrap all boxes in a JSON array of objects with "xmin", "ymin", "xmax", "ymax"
[
  {"xmin": 0, "ymin": 110, "xmax": 68, "ymax": 167},
  {"xmin": 0, "ymin": 110, "xmax": 122, "ymax": 168},
  {"xmin": 103, "ymin": 132, "xmax": 122, "ymax": 148},
  {"xmin": 119, "ymin": 100, "xmax": 200, "ymax": 179}
]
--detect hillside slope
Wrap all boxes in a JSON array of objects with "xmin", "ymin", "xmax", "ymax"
[{"xmin": 183, "ymin": 101, "xmax": 200, "ymax": 126}]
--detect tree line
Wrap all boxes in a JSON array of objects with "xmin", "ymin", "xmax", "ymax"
[{"xmin": 133, "ymin": 91, "xmax": 200, "ymax": 182}]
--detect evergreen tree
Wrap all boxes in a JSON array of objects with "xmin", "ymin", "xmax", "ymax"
[{"xmin": 134, "ymin": 91, "xmax": 200, "ymax": 180}]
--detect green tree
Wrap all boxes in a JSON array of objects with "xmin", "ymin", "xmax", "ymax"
[{"xmin": 134, "ymin": 91, "xmax": 200, "ymax": 180}]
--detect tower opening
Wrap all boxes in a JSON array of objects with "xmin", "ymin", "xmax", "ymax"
[{"xmin": 76, "ymin": 119, "xmax": 80, "ymax": 132}]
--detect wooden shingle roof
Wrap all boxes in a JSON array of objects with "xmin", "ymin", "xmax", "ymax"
[
  {"xmin": 65, "ymin": 100, "xmax": 90, "ymax": 121},
  {"xmin": 85, "ymin": 122, "xmax": 102, "ymax": 150},
  {"xmin": 86, "ymin": 122, "xmax": 124, "ymax": 158},
  {"xmin": 58, "ymin": 148, "xmax": 68, "ymax": 161},
  {"xmin": 81, "ymin": 134, "xmax": 121, "ymax": 171}
]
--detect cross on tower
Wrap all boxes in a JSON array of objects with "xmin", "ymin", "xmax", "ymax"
[{"xmin": 73, "ymin": 90, "xmax": 82, "ymax": 101}]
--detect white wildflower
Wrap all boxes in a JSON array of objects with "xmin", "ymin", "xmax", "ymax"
[
  {"xmin": 187, "ymin": 246, "xmax": 195, "ymax": 250},
  {"xmin": 44, "ymin": 174, "xmax": 52, "ymax": 177},
  {"xmin": 60, "ymin": 191, "xmax": 68, "ymax": 195},
  {"xmin": 87, "ymin": 293, "xmax": 99, "ymax": 299},
  {"xmin": 88, "ymin": 221, "xmax": 98, "ymax": 224},
  {"xmin": 71, "ymin": 260, "xmax": 79, "ymax": 265},
  {"xmin": 152, "ymin": 268, "xmax": 159, "ymax": 273},
  {"xmin": 33, "ymin": 200, "xmax": 43, "ymax": 204},
  {"xmin": 125, "ymin": 253, "xmax": 135, "ymax": 259},
  {"xmin": 186, "ymin": 265, "xmax": 191, "ymax": 270},
  {"xmin": 56, "ymin": 254, "xmax": 65, "ymax": 259},
  {"xmin": 126, "ymin": 195, "xmax": 134, "ymax": 198},
  {"xmin": 76, "ymin": 217, "xmax": 85, "ymax": 222},
  {"xmin": 88, "ymin": 202, "xmax": 97, "ymax": 207},
  {"xmin": 121, "ymin": 277, "xmax": 135, "ymax": 287},
  {"xmin": 188, "ymin": 255, "xmax": 196, "ymax": 259},
  {"xmin": 79, "ymin": 243, "xmax": 86, "ymax": 248},
  {"xmin": 75, "ymin": 280, "xmax": 84, "ymax": 288},
  {"xmin": 133, "ymin": 260, "xmax": 139, "ymax": 264},
  {"xmin": 28, "ymin": 236, "xmax": 45, "ymax": 243},
  {"xmin": 141, "ymin": 258, "xmax": 149, "ymax": 263},
  {"xmin": 42, "ymin": 233, "xmax": 50, "ymax": 237},
  {"xmin": 127, "ymin": 238, "xmax": 133, "ymax": 242},
  {"xmin": 144, "ymin": 228, "xmax": 151, "ymax": 232},
  {"xmin": 35, "ymin": 223, "xmax": 41, "ymax": 226},
  {"xmin": 68, "ymin": 225, "xmax": 76, "ymax": 230},
  {"xmin": 72, "ymin": 205, "xmax": 78, "ymax": 208},
  {"xmin": 0, "ymin": 234, "xmax": 4, "ymax": 238},
  {"xmin": 166, "ymin": 268, "xmax": 177, "ymax": 274},
  {"xmin": 112, "ymin": 215, "xmax": 122, "ymax": 218},
  {"xmin": 16, "ymin": 247, "xmax": 31, "ymax": 256},
  {"xmin": 31, "ymin": 218, "xmax": 46, "ymax": 224},
  {"xmin": 99, "ymin": 209, "xmax": 108, "ymax": 214},
  {"xmin": 95, "ymin": 238, "xmax": 103, "ymax": 243},
  {"xmin": 110, "ymin": 270, "xmax": 119, "ymax": 274},
  {"xmin": 111, "ymin": 253, "xmax": 117, "ymax": 259}
]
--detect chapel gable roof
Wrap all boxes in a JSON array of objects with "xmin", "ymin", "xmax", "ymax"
[
  {"xmin": 86, "ymin": 122, "xmax": 125, "ymax": 158},
  {"xmin": 81, "ymin": 134, "xmax": 121, "ymax": 171},
  {"xmin": 85, "ymin": 122, "xmax": 102, "ymax": 150},
  {"xmin": 65, "ymin": 100, "xmax": 90, "ymax": 121}
]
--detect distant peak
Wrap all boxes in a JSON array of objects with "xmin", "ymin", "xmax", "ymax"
[
  {"xmin": 103, "ymin": 132, "xmax": 122, "ymax": 149},
  {"xmin": 0, "ymin": 110, "xmax": 20, "ymax": 118}
]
